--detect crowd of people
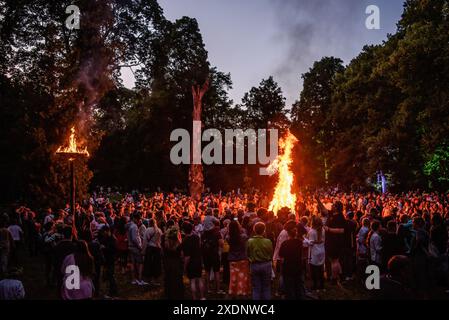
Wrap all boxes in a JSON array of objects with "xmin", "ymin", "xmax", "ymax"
[{"xmin": 0, "ymin": 187, "xmax": 448, "ymax": 300}]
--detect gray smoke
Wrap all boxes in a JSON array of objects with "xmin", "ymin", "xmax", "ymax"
[{"xmin": 271, "ymin": 0, "xmax": 386, "ymax": 106}]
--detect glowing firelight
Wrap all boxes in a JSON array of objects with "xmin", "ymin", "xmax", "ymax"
[
  {"xmin": 268, "ymin": 131, "xmax": 298, "ymax": 215},
  {"xmin": 56, "ymin": 126, "xmax": 89, "ymax": 157}
]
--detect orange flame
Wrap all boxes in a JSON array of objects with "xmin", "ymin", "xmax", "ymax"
[
  {"xmin": 56, "ymin": 127, "xmax": 89, "ymax": 157},
  {"xmin": 268, "ymin": 131, "xmax": 298, "ymax": 215}
]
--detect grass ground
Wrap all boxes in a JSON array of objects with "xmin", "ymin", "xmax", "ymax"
[{"xmin": 17, "ymin": 247, "xmax": 372, "ymax": 300}]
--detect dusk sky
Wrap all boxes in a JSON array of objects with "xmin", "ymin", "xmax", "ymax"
[{"xmin": 122, "ymin": 0, "xmax": 405, "ymax": 108}]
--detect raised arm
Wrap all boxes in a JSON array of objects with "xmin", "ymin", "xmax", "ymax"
[{"xmin": 315, "ymin": 195, "xmax": 329, "ymax": 216}]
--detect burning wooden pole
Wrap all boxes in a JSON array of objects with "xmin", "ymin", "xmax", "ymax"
[
  {"xmin": 70, "ymin": 160, "xmax": 75, "ymax": 230},
  {"xmin": 56, "ymin": 127, "xmax": 89, "ymax": 239},
  {"xmin": 189, "ymin": 78, "xmax": 209, "ymax": 200}
]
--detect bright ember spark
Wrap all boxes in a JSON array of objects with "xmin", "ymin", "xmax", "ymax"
[
  {"xmin": 268, "ymin": 131, "xmax": 298, "ymax": 215},
  {"xmin": 56, "ymin": 126, "xmax": 89, "ymax": 157}
]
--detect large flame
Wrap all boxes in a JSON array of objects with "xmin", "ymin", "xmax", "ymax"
[
  {"xmin": 56, "ymin": 126, "xmax": 89, "ymax": 157},
  {"xmin": 268, "ymin": 131, "xmax": 298, "ymax": 215}
]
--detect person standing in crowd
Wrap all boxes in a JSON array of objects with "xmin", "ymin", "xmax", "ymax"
[
  {"xmin": 356, "ymin": 218, "xmax": 370, "ymax": 280},
  {"xmin": 397, "ymin": 214, "xmax": 413, "ymax": 254},
  {"xmin": 203, "ymin": 208, "xmax": 219, "ymax": 233},
  {"xmin": 181, "ymin": 222, "xmax": 205, "ymax": 300},
  {"xmin": 318, "ymin": 197, "xmax": 346, "ymax": 285},
  {"xmin": 89, "ymin": 231, "xmax": 104, "ymax": 298},
  {"xmin": 273, "ymin": 220, "xmax": 297, "ymax": 295},
  {"xmin": 114, "ymin": 217, "xmax": 128, "ymax": 275},
  {"xmin": 429, "ymin": 213, "xmax": 448, "ymax": 287},
  {"xmin": 247, "ymin": 222, "xmax": 273, "ymax": 300},
  {"xmin": 53, "ymin": 226, "xmax": 75, "ymax": 296},
  {"xmin": 7, "ymin": 218, "xmax": 23, "ymax": 268},
  {"xmin": 410, "ymin": 217, "xmax": 431, "ymax": 296},
  {"xmin": 343, "ymin": 211, "xmax": 357, "ymax": 281},
  {"xmin": 381, "ymin": 221, "xmax": 403, "ymax": 270},
  {"xmin": 227, "ymin": 219, "xmax": 250, "ymax": 298},
  {"xmin": 128, "ymin": 212, "xmax": 147, "ymax": 286},
  {"xmin": 143, "ymin": 218, "xmax": 163, "ymax": 286},
  {"xmin": 41, "ymin": 221, "xmax": 57, "ymax": 286},
  {"xmin": 61, "ymin": 240, "xmax": 94, "ymax": 300},
  {"xmin": 368, "ymin": 221, "xmax": 382, "ymax": 268},
  {"xmin": 220, "ymin": 219, "xmax": 231, "ymax": 290},
  {"xmin": 305, "ymin": 216, "xmax": 326, "ymax": 292},
  {"xmin": 98, "ymin": 225, "xmax": 118, "ymax": 298},
  {"xmin": 0, "ymin": 270, "xmax": 25, "ymax": 300},
  {"xmin": 0, "ymin": 218, "xmax": 13, "ymax": 276},
  {"xmin": 374, "ymin": 255, "xmax": 413, "ymax": 300},
  {"xmin": 163, "ymin": 225, "xmax": 184, "ymax": 299},
  {"xmin": 279, "ymin": 225, "xmax": 304, "ymax": 299},
  {"xmin": 202, "ymin": 219, "xmax": 224, "ymax": 295},
  {"xmin": 43, "ymin": 208, "xmax": 54, "ymax": 225}
]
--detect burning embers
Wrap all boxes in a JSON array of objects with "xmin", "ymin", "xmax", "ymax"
[
  {"xmin": 268, "ymin": 131, "xmax": 298, "ymax": 215},
  {"xmin": 56, "ymin": 126, "xmax": 89, "ymax": 159}
]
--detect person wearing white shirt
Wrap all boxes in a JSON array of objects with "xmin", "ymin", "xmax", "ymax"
[
  {"xmin": 303, "ymin": 216, "xmax": 326, "ymax": 291},
  {"xmin": 369, "ymin": 221, "xmax": 382, "ymax": 266},
  {"xmin": 7, "ymin": 224, "xmax": 22, "ymax": 242}
]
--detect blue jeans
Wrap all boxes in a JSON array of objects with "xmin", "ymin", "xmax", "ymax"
[{"xmin": 250, "ymin": 261, "xmax": 272, "ymax": 300}]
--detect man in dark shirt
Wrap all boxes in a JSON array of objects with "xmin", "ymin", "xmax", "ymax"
[
  {"xmin": 279, "ymin": 227, "xmax": 304, "ymax": 300},
  {"xmin": 343, "ymin": 211, "xmax": 358, "ymax": 280},
  {"xmin": 201, "ymin": 220, "xmax": 223, "ymax": 294},
  {"xmin": 381, "ymin": 221, "xmax": 404, "ymax": 270},
  {"xmin": 181, "ymin": 222, "xmax": 205, "ymax": 300}
]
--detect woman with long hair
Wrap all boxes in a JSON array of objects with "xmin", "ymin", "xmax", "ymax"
[
  {"xmin": 143, "ymin": 218, "xmax": 163, "ymax": 285},
  {"xmin": 60, "ymin": 240, "xmax": 94, "ymax": 300},
  {"xmin": 227, "ymin": 219, "xmax": 251, "ymax": 298},
  {"xmin": 114, "ymin": 216, "xmax": 128, "ymax": 274},
  {"xmin": 163, "ymin": 225, "xmax": 184, "ymax": 299},
  {"xmin": 306, "ymin": 216, "xmax": 326, "ymax": 291}
]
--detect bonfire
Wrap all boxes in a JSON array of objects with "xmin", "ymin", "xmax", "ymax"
[
  {"xmin": 268, "ymin": 131, "xmax": 298, "ymax": 215},
  {"xmin": 56, "ymin": 126, "xmax": 89, "ymax": 158}
]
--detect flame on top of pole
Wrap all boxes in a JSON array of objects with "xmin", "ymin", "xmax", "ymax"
[
  {"xmin": 56, "ymin": 126, "xmax": 89, "ymax": 158},
  {"xmin": 268, "ymin": 131, "xmax": 298, "ymax": 215}
]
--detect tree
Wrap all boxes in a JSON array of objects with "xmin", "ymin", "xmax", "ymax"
[
  {"xmin": 238, "ymin": 76, "xmax": 289, "ymax": 190},
  {"xmin": 291, "ymin": 57, "xmax": 344, "ymax": 187},
  {"xmin": 240, "ymin": 76, "xmax": 289, "ymax": 130}
]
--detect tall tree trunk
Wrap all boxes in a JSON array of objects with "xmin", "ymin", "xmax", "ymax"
[{"xmin": 189, "ymin": 79, "xmax": 209, "ymax": 200}]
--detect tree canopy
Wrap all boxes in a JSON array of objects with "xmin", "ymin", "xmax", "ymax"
[{"xmin": 1, "ymin": 0, "xmax": 448, "ymax": 208}]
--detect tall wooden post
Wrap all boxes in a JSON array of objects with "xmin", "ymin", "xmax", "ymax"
[
  {"xmin": 69, "ymin": 159, "xmax": 78, "ymax": 239},
  {"xmin": 189, "ymin": 78, "xmax": 209, "ymax": 200}
]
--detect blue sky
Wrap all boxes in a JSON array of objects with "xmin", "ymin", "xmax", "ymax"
[{"xmin": 122, "ymin": 0, "xmax": 405, "ymax": 108}]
